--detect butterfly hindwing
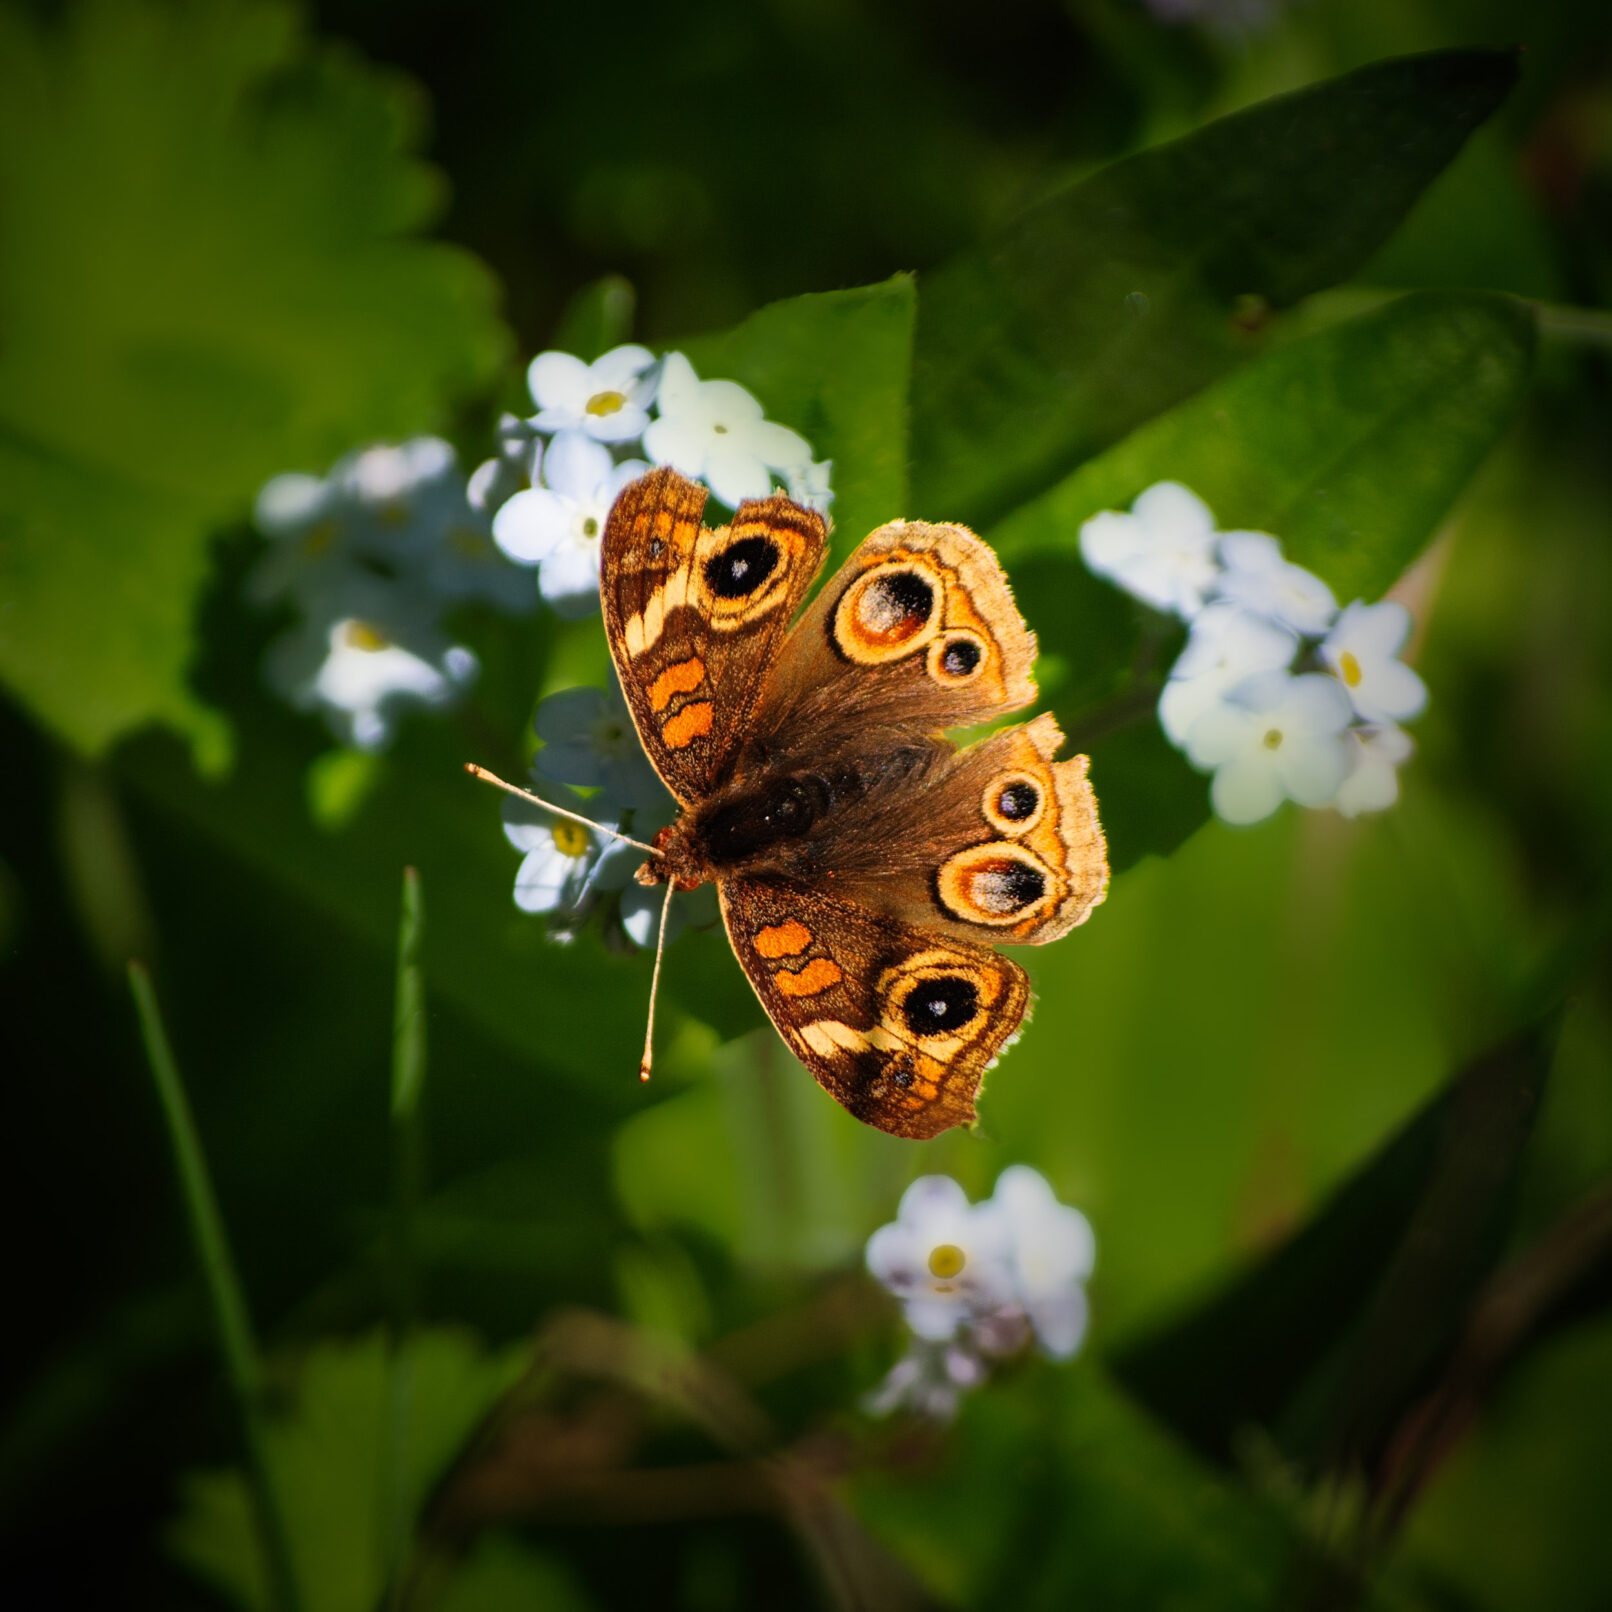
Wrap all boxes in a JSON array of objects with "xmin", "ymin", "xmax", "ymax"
[
  {"xmin": 787, "ymin": 711, "xmax": 1109, "ymax": 947},
  {"xmin": 718, "ymin": 875, "xmax": 1031, "ymax": 1140},
  {"xmin": 602, "ymin": 468, "xmax": 827, "ymax": 805}
]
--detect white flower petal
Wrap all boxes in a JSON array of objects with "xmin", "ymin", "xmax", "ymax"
[
  {"xmin": 589, "ymin": 342, "xmax": 655, "ymax": 387},
  {"xmin": 539, "ymin": 541, "xmax": 603, "ymax": 606},
  {"xmin": 697, "ymin": 378, "xmax": 766, "ymax": 425},
  {"xmin": 543, "ymin": 430, "xmax": 615, "ymax": 499},
  {"xmin": 1211, "ymin": 758, "xmax": 1286, "ymax": 824},
  {"xmin": 1276, "ymin": 733, "xmax": 1354, "ymax": 806},
  {"xmin": 704, "ymin": 445, "xmax": 775, "ymax": 508},
  {"xmin": 1133, "ymin": 480, "xmax": 1215, "ymax": 543},
  {"xmin": 1027, "ymin": 1286, "xmax": 1090, "ymax": 1360},
  {"xmin": 643, "ymin": 415, "xmax": 713, "ymax": 477},
  {"xmin": 492, "ymin": 489, "xmax": 571, "ymax": 564},
  {"xmin": 528, "ymin": 350, "xmax": 592, "ymax": 413}
]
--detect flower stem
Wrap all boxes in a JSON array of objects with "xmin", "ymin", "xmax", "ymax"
[
  {"xmin": 127, "ymin": 962, "xmax": 301, "ymax": 1612},
  {"xmin": 385, "ymin": 868, "xmax": 428, "ymax": 1604}
]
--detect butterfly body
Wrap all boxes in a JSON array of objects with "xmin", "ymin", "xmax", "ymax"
[{"xmin": 603, "ymin": 468, "xmax": 1107, "ymax": 1139}]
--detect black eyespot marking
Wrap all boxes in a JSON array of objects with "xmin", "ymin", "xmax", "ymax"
[
  {"xmin": 705, "ymin": 535, "xmax": 780, "ymax": 599},
  {"xmin": 939, "ymin": 637, "xmax": 982, "ymax": 678},
  {"xmin": 648, "ymin": 537, "xmax": 665, "ymax": 559},
  {"xmin": 976, "ymin": 863, "xmax": 1046, "ymax": 913},
  {"xmin": 858, "ymin": 571, "xmax": 934, "ymax": 638},
  {"xmin": 902, "ymin": 976, "xmax": 979, "ymax": 1037},
  {"xmin": 891, "ymin": 1066, "xmax": 915, "ymax": 1089},
  {"xmin": 997, "ymin": 781, "xmax": 1039, "ymax": 821}
]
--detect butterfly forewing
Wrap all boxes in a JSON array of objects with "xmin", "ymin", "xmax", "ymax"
[{"xmin": 602, "ymin": 468, "xmax": 826, "ymax": 804}]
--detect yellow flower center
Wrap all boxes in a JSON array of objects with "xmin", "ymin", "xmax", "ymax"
[
  {"xmin": 582, "ymin": 517, "xmax": 599, "ymax": 539},
  {"xmin": 342, "ymin": 620, "xmax": 390, "ymax": 652},
  {"xmin": 586, "ymin": 389, "xmax": 627, "ymax": 417},
  {"xmin": 1262, "ymin": 728, "xmax": 1283, "ymax": 750},
  {"xmin": 927, "ymin": 1243, "xmax": 966, "ymax": 1280},
  {"xmin": 551, "ymin": 820, "xmax": 590, "ymax": 857},
  {"xmin": 713, "ymin": 422, "xmax": 728, "ymax": 434},
  {"xmin": 378, "ymin": 501, "xmax": 409, "ymax": 526},
  {"xmin": 449, "ymin": 527, "xmax": 490, "ymax": 558},
  {"xmin": 1339, "ymin": 649, "xmax": 1363, "ymax": 687}
]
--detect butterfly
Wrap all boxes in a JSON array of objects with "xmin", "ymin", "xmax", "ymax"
[{"xmin": 474, "ymin": 468, "xmax": 1107, "ymax": 1139}]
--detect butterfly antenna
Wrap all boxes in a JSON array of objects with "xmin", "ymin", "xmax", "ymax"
[
  {"xmin": 638, "ymin": 879, "xmax": 677, "ymax": 1083},
  {"xmin": 463, "ymin": 764, "xmax": 659, "ymax": 855}
]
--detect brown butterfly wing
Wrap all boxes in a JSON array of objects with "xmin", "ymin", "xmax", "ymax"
[
  {"xmin": 602, "ymin": 468, "xmax": 827, "ymax": 805},
  {"xmin": 719, "ymin": 875, "xmax": 1030, "ymax": 1140},
  {"xmin": 751, "ymin": 711, "xmax": 1108, "ymax": 949},
  {"xmin": 739, "ymin": 518, "xmax": 1038, "ymax": 772}
]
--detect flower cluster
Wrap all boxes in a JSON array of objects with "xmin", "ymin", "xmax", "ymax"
[
  {"xmin": 1080, "ymin": 483, "xmax": 1428, "ymax": 824},
  {"xmin": 251, "ymin": 437, "xmax": 531, "ymax": 751},
  {"xmin": 249, "ymin": 338, "xmax": 831, "ymax": 948},
  {"xmin": 486, "ymin": 345, "xmax": 833, "ymax": 618},
  {"xmin": 864, "ymin": 1167, "xmax": 1095, "ymax": 1421}
]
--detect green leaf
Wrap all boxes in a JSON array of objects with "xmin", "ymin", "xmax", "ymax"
[
  {"xmin": 0, "ymin": 0, "xmax": 508, "ymax": 762},
  {"xmin": 675, "ymin": 275, "xmax": 916, "ymax": 563},
  {"xmin": 169, "ymin": 1328, "xmax": 524, "ymax": 1612},
  {"xmin": 911, "ymin": 48, "xmax": 1518, "ymax": 525}
]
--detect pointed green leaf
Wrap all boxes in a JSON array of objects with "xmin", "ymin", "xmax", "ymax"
[{"xmin": 912, "ymin": 49, "xmax": 1518, "ymax": 525}]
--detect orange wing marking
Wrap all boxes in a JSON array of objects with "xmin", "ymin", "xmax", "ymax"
[
  {"xmin": 754, "ymin": 921, "xmax": 811, "ymax": 959},
  {"xmin": 661, "ymin": 701, "xmax": 714, "ymax": 750},
  {"xmin": 649, "ymin": 656, "xmax": 706, "ymax": 712},
  {"xmin": 775, "ymin": 957, "xmax": 843, "ymax": 998}
]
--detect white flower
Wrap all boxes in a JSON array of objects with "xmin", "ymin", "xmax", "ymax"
[
  {"xmin": 785, "ymin": 457, "xmax": 835, "ymax": 514},
  {"xmin": 1078, "ymin": 482, "xmax": 1221, "ymax": 618},
  {"xmin": 1184, "ymin": 668, "xmax": 1354, "ymax": 825},
  {"xmin": 1214, "ymin": 531, "xmax": 1338, "ymax": 635},
  {"xmin": 981, "ymin": 1166, "xmax": 1096, "ymax": 1360},
  {"xmin": 865, "ymin": 1176, "xmax": 1016, "ymax": 1343},
  {"xmin": 249, "ymin": 437, "xmax": 493, "ymax": 610},
  {"xmin": 468, "ymin": 414, "xmax": 544, "ymax": 519},
  {"xmin": 1157, "ymin": 603, "xmax": 1298, "ymax": 747},
  {"xmin": 248, "ymin": 471, "xmax": 352, "ymax": 607},
  {"xmin": 528, "ymin": 344, "xmax": 656, "ymax": 444},
  {"xmin": 492, "ymin": 433, "xmax": 648, "ymax": 618},
  {"xmin": 1335, "ymin": 723, "xmax": 1415, "ymax": 818},
  {"xmin": 1319, "ymin": 600, "xmax": 1428, "ymax": 724},
  {"xmin": 643, "ymin": 352, "xmax": 812, "ymax": 508},
  {"xmin": 266, "ymin": 585, "xmax": 477, "ymax": 752},
  {"xmin": 532, "ymin": 682, "xmax": 670, "ymax": 813},
  {"xmin": 501, "ymin": 782, "xmax": 613, "ymax": 917}
]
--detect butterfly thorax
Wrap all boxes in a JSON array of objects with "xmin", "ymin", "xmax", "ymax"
[{"xmin": 637, "ymin": 749, "xmax": 937, "ymax": 891}]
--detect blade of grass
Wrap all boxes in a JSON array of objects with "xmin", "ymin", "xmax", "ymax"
[
  {"xmin": 385, "ymin": 867, "xmax": 427, "ymax": 1605},
  {"xmin": 127, "ymin": 961, "xmax": 301, "ymax": 1612}
]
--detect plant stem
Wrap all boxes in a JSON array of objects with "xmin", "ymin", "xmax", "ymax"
[
  {"xmin": 390, "ymin": 865, "xmax": 428, "ymax": 1314},
  {"xmin": 127, "ymin": 962, "xmax": 301, "ymax": 1612},
  {"xmin": 386, "ymin": 868, "xmax": 428, "ymax": 1606}
]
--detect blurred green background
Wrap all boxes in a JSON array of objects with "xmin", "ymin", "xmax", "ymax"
[{"xmin": 2, "ymin": 0, "xmax": 1611, "ymax": 1607}]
